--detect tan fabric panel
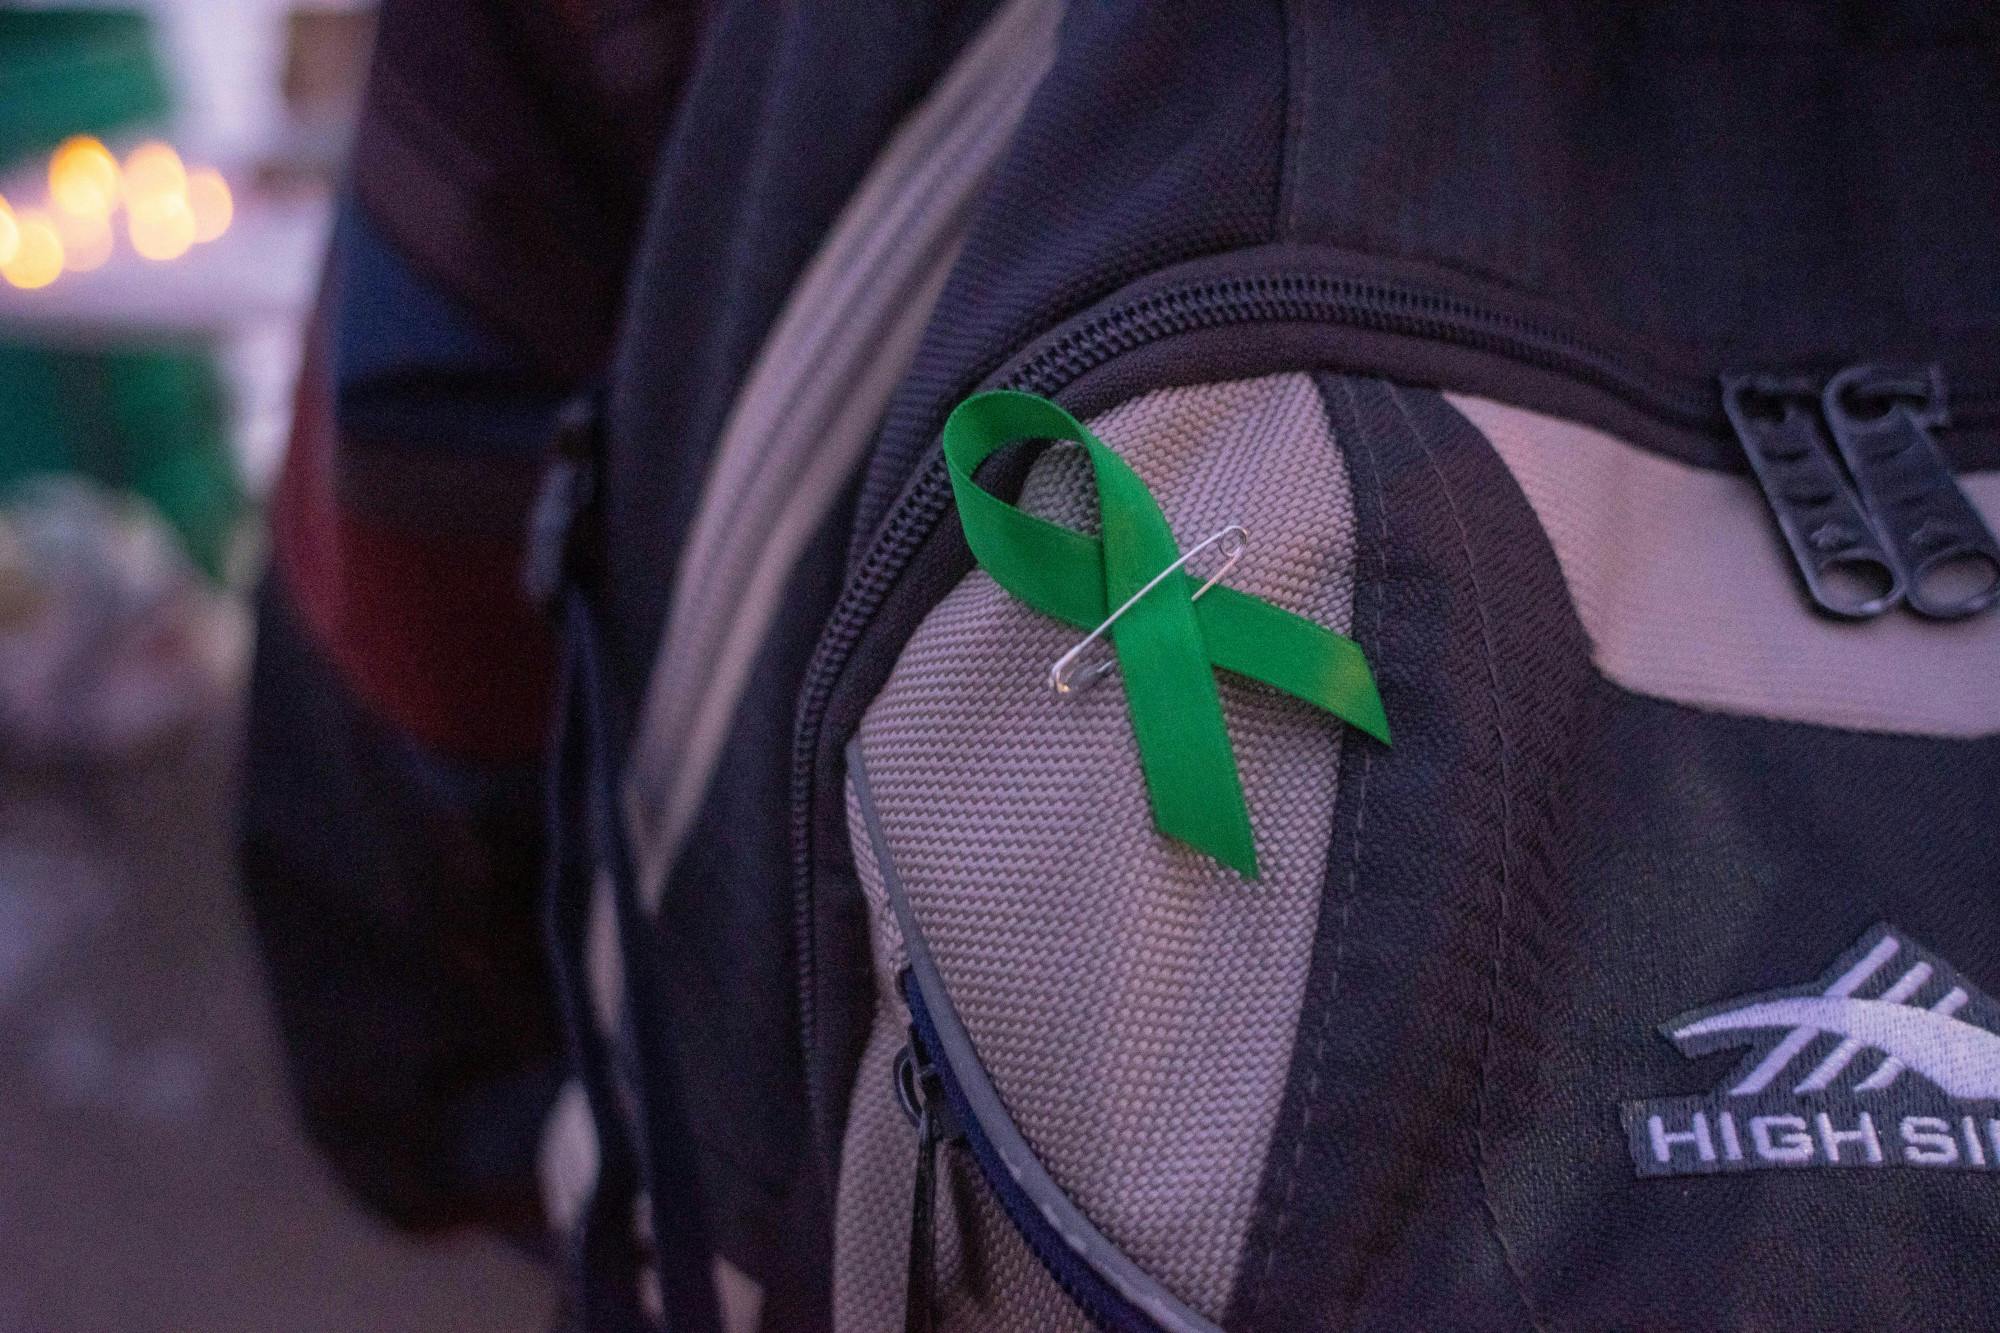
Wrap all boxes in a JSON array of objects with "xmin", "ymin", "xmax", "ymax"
[
  {"xmin": 834, "ymin": 374, "xmax": 1358, "ymax": 1329},
  {"xmin": 1449, "ymin": 393, "xmax": 2000, "ymax": 737}
]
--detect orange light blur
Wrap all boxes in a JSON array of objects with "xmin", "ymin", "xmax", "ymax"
[
  {"xmin": 128, "ymin": 193, "xmax": 196, "ymax": 262},
  {"xmin": 122, "ymin": 141, "xmax": 187, "ymax": 205},
  {"xmin": 49, "ymin": 136, "xmax": 121, "ymax": 217},
  {"xmin": 186, "ymin": 168, "xmax": 233, "ymax": 244},
  {"xmin": 0, "ymin": 195, "xmax": 19, "ymax": 267},
  {"xmin": 54, "ymin": 208, "xmax": 112, "ymax": 273},
  {"xmin": 9, "ymin": 138, "xmax": 234, "ymax": 287},
  {"xmin": 3, "ymin": 211, "xmax": 66, "ymax": 289}
]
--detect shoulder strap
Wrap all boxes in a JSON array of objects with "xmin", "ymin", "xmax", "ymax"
[{"xmin": 625, "ymin": 0, "xmax": 1065, "ymax": 909}]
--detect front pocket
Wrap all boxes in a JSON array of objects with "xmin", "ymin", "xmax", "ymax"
[{"xmin": 830, "ymin": 373, "xmax": 1364, "ymax": 1330}]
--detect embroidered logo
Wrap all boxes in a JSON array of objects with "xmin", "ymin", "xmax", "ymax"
[{"xmin": 1622, "ymin": 924, "xmax": 2000, "ymax": 1177}]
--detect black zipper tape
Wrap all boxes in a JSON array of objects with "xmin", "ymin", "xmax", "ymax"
[{"xmin": 894, "ymin": 1028, "xmax": 961, "ymax": 1333}]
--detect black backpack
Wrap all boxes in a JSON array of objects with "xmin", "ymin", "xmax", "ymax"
[{"xmin": 543, "ymin": 3, "xmax": 2000, "ymax": 1328}]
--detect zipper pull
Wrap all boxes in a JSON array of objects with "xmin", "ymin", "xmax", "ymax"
[
  {"xmin": 1722, "ymin": 373, "xmax": 1904, "ymax": 619},
  {"xmin": 1822, "ymin": 365, "xmax": 2000, "ymax": 620},
  {"xmin": 895, "ymin": 1029, "xmax": 962, "ymax": 1333}
]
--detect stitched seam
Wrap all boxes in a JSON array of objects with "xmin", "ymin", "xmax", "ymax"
[
  {"xmin": 1247, "ymin": 374, "xmax": 1382, "ymax": 1323},
  {"xmin": 1389, "ymin": 383, "xmax": 1541, "ymax": 1332}
]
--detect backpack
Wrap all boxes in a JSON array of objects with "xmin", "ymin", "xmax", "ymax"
[{"xmin": 543, "ymin": 3, "xmax": 2000, "ymax": 1329}]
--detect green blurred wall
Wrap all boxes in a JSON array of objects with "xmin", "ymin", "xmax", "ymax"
[{"xmin": 0, "ymin": 342, "xmax": 238, "ymax": 577}]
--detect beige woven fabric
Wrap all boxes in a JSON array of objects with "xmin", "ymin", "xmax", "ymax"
[
  {"xmin": 834, "ymin": 374, "xmax": 1357, "ymax": 1330},
  {"xmin": 1451, "ymin": 392, "xmax": 2000, "ymax": 736}
]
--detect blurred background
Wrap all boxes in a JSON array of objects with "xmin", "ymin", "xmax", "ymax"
[{"xmin": 0, "ymin": 3, "xmax": 553, "ymax": 1327}]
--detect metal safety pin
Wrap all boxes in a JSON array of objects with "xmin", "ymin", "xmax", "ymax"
[{"xmin": 1048, "ymin": 524, "xmax": 1249, "ymax": 696}]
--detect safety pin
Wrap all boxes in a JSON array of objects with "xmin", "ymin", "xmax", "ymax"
[{"xmin": 1048, "ymin": 524, "xmax": 1249, "ymax": 696}]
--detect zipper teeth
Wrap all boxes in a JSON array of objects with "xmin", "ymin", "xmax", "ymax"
[
  {"xmin": 817, "ymin": 273, "xmax": 1724, "ymax": 729},
  {"xmin": 791, "ymin": 463, "xmax": 950, "ymax": 1141},
  {"xmin": 1016, "ymin": 273, "xmax": 1722, "ymax": 426},
  {"xmin": 790, "ymin": 268, "xmax": 1710, "ymax": 1140},
  {"xmin": 903, "ymin": 983, "xmax": 1145, "ymax": 1333}
]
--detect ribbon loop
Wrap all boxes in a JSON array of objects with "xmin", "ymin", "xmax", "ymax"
[{"xmin": 941, "ymin": 390, "xmax": 1389, "ymax": 879}]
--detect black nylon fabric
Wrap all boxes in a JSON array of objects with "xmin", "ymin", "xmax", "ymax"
[
  {"xmin": 1225, "ymin": 374, "xmax": 2000, "ymax": 1330},
  {"xmin": 601, "ymin": 0, "xmax": 996, "ymax": 722},
  {"xmin": 1224, "ymin": 376, "xmax": 1580, "ymax": 1331},
  {"xmin": 657, "ymin": 487, "xmax": 857, "ymax": 1310},
  {"xmin": 1493, "ymin": 702, "xmax": 2000, "ymax": 1330},
  {"xmin": 854, "ymin": 0, "xmax": 2000, "ymax": 559},
  {"xmin": 851, "ymin": 0, "xmax": 1289, "ymax": 546},
  {"xmin": 1281, "ymin": 3, "xmax": 2000, "ymax": 385}
]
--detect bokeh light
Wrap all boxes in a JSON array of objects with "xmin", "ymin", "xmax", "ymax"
[
  {"xmin": 49, "ymin": 136, "xmax": 121, "ymax": 218},
  {"xmin": 128, "ymin": 193, "xmax": 196, "ymax": 262},
  {"xmin": 8, "ymin": 140, "xmax": 232, "ymax": 288},
  {"xmin": 3, "ymin": 211, "xmax": 66, "ymax": 289},
  {"xmin": 122, "ymin": 141, "xmax": 187, "ymax": 204},
  {"xmin": 54, "ymin": 208, "xmax": 113, "ymax": 273},
  {"xmin": 186, "ymin": 168, "xmax": 233, "ymax": 244},
  {"xmin": 0, "ymin": 195, "xmax": 19, "ymax": 267}
]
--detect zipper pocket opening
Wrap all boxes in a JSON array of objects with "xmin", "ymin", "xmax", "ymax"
[
  {"xmin": 897, "ymin": 972, "xmax": 1193, "ymax": 1333},
  {"xmin": 791, "ymin": 261, "xmax": 2000, "ymax": 1170},
  {"xmin": 851, "ymin": 732, "xmax": 1219, "ymax": 1333},
  {"xmin": 792, "ymin": 264, "xmax": 1706, "ymax": 1155}
]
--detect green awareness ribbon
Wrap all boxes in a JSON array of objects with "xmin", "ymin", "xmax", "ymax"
[{"xmin": 942, "ymin": 390, "xmax": 1390, "ymax": 879}]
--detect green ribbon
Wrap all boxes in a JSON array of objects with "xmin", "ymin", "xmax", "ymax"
[{"xmin": 942, "ymin": 390, "xmax": 1390, "ymax": 879}]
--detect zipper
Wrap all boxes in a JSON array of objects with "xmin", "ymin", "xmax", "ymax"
[
  {"xmin": 804, "ymin": 271, "xmax": 2000, "ymax": 1328},
  {"xmin": 853, "ymin": 733, "xmax": 1218, "ymax": 1333},
  {"xmin": 793, "ymin": 269, "xmax": 1719, "ymax": 1132},
  {"xmin": 1821, "ymin": 365, "xmax": 2000, "ymax": 620},
  {"xmin": 1724, "ymin": 364, "xmax": 2000, "ymax": 621},
  {"xmin": 894, "ymin": 969, "xmax": 1197, "ymax": 1333},
  {"xmin": 894, "ymin": 1025, "xmax": 960, "ymax": 1333}
]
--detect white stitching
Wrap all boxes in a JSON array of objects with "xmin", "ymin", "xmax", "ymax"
[{"xmin": 1389, "ymin": 382, "xmax": 1541, "ymax": 1333}]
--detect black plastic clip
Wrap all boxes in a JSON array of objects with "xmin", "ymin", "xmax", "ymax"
[
  {"xmin": 522, "ymin": 392, "xmax": 605, "ymax": 611},
  {"xmin": 1822, "ymin": 365, "xmax": 2000, "ymax": 620},
  {"xmin": 1722, "ymin": 373, "xmax": 1903, "ymax": 619}
]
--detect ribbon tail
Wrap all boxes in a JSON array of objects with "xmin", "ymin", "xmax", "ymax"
[
  {"xmin": 1118, "ymin": 651, "xmax": 1261, "ymax": 878},
  {"xmin": 1196, "ymin": 587, "xmax": 1390, "ymax": 745},
  {"xmin": 1090, "ymin": 427, "xmax": 1262, "ymax": 879}
]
